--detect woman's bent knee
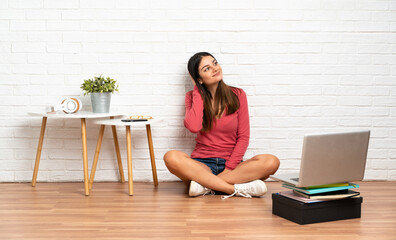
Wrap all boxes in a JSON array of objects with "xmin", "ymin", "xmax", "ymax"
[
  {"xmin": 255, "ymin": 154, "xmax": 280, "ymax": 175},
  {"xmin": 163, "ymin": 150, "xmax": 178, "ymax": 162},
  {"xmin": 163, "ymin": 150, "xmax": 188, "ymax": 169},
  {"xmin": 266, "ymin": 154, "xmax": 280, "ymax": 174}
]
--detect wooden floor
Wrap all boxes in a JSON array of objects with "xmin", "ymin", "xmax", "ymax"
[{"xmin": 0, "ymin": 181, "xmax": 395, "ymax": 240}]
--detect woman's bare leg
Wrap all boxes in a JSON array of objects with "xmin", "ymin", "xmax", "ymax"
[
  {"xmin": 218, "ymin": 154, "xmax": 280, "ymax": 184},
  {"xmin": 163, "ymin": 150, "xmax": 234, "ymax": 194}
]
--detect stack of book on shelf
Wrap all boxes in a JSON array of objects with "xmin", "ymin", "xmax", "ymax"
[{"xmin": 277, "ymin": 182, "xmax": 360, "ymax": 203}]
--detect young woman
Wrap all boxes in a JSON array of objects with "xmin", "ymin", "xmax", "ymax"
[{"xmin": 163, "ymin": 52, "xmax": 280, "ymax": 199}]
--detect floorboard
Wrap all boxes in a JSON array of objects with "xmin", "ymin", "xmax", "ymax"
[{"xmin": 0, "ymin": 181, "xmax": 395, "ymax": 239}]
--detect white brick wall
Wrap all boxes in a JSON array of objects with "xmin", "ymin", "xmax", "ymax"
[{"xmin": 1, "ymin": 0, "xmax": 395, "ymax": 182}]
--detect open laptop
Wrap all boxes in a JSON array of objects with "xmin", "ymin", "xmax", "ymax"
[{"xmin": 270, "ymin": 130, "xmax": 370, "ymax": 187}]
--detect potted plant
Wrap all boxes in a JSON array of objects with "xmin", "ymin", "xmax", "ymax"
[{"xmin": 80, "ymin": 75, "xmax": 119, "ymax": 113}]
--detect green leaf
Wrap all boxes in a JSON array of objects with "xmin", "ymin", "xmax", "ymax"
[{"xmin": 80, "ymin": 75, "xmax": 119, "ymax": 95}]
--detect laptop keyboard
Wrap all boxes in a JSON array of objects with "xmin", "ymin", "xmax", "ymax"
[{"xmin": 291, "ymin": 178, "xmax": 299, "ymax": 181}]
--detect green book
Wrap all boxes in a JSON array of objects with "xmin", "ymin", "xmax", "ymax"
[
  {"xmin": 282, "ymin": 183, "xmax": 359, "ymax": 195},
  {"xmin": 293, "ymin": 189, "xmax": 360, "ymax": 200},
  {"xmin": 304, "ymin": 182, "xmax": 349, "ymax": 189}
]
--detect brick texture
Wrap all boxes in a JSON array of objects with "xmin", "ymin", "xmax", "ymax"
[{"xmin": 1, "ymin": 0, "xmax": 395, "ymax": 182}]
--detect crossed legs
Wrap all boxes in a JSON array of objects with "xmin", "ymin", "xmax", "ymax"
[{"xmin": 163, "ymin": 150, "xmax": 280, "ymax": 195}]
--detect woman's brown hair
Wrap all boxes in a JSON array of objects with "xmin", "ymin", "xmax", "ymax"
[{"xmin": 187, "ymin": 52, "xmax": 240, "ymax": 132}]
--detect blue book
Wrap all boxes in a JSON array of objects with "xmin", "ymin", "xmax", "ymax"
[{"xmin": 282, "ymin": 183, "xmax": 359, "ymax": 195}]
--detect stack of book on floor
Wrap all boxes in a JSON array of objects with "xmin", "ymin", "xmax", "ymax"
[
  {"xmin": 278, "ymin": 182, "xmax": 360, "ymax": 203},
  {"xmin": 272, "ymin": 183, "xmax": 363, "ymax": 224}
]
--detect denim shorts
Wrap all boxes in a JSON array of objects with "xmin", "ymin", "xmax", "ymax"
[{"xmin": 193, "ymin": 157, "xmax": 226, "ymax": 175}]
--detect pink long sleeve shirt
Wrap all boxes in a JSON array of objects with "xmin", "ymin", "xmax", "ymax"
[{"xmin": 184, "ymin": 86, "xmax": 250, "ymax": 170}]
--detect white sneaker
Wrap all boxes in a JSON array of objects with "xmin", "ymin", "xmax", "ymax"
[
  {"xmin": 222, "ymin": 180, "xmax": 267, "ymax": 200},
  {"xmin": 189, "ymin": 180, "xmax": 214, "ymax": 197}
]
